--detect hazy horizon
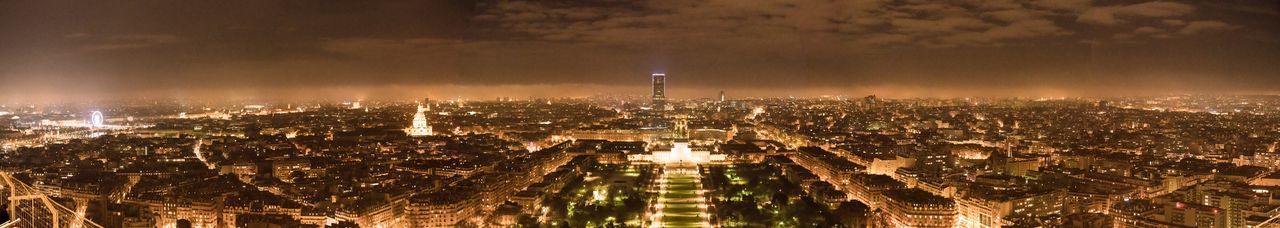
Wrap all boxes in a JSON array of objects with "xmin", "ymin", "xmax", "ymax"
[{"xmin": 5, "ymin": 83, "xmax": 1280, "ymax": 104}]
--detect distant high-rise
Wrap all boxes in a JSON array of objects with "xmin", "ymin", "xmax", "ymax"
[
  {"xmin": 90, "ymin": 111, "xmax": 104, "ymax": 129},
  {"xmin": 651, "ymin": 73, "xmax": 666, "ymax": 109},
  {"xmin": 719, "ymin": 91, "xmax": 725, "ymax": 102}
]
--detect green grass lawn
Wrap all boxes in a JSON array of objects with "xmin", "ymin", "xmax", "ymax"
[{"xmin": 659, "ymin": 167, "xmax": 707, "ymax": 227}]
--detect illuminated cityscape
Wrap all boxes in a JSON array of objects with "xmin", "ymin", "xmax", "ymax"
[
  {"xmin": 5, "ymin": 75, "xmax": 1280, "ymax": 228},
  {"xmin": 3, "ymin": 1, "xmax": 1280, "ymax": 228}
]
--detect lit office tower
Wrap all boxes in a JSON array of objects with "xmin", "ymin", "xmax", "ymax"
[{"xmin": 652, "ymin": 73, "xmax": 666, "ymax": 109}]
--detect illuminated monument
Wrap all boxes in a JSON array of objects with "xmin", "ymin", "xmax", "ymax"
[
  {"xmin": 647, "ymin": 115, "xmax": 717, "ymax": 164},
  {"xmin": 406, "ymin": 100, "xmax": 433, "ymax": 137}
]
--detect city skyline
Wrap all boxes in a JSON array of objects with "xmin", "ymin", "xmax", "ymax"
[
  {"xmin": 6, "ymin": 1, "xmax": 1280, "ymax": 228},
  {"xmin": 6, "ymin": 88, "xmax": 1280, "ymax": 227},
  {"xmin": 2, "ymin": 0, "xmax": 1280, "ymax": 102}
]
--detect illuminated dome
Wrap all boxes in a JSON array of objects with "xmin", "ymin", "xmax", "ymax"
[{"xmin": 406, "ymin": 103, "xmax": 433, "ymax": 137}]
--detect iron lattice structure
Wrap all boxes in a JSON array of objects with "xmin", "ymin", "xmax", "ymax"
[{"xmin": 0, "ymin": 172, "xmax": 103, "ymax": 228}]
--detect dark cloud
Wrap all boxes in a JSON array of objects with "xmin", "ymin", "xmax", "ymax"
[
  {"xmin": 1078, "ymin": 2, "xmax": 1197, "ymax": 25},
  {"xmin": 0, "ymin": 0, "xmax": 1278, "ymax": 101},
  {"xmin": 1030, "ymin": 0, "xmax": 1093, "ymax": 12},
  {"xmin": 1179, "ymin": 20, "xmax": 1240, "ymax": 35}
]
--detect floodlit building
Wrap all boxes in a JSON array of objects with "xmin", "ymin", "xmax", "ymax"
[
  {"xmin": 406, "ymin": 191, "xmax": 478, "ymax": 227},
  {"xmin": 406, "ymin": 101, "xmax": 433, "ymax": 137},
  {"xmin": 956, "ymin": 189, "xmax": 1065, "ymax": 228},
  {"xmin": 633, "ymin": 115, "xmax": 724, "ymax": 164},
  {"xmin": 878, "ymin": 188, "xmax": 957, "ymax": 228}
]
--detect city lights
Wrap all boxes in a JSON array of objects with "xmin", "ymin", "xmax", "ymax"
[{"xmin": 1, "ymin": 0, "xmax": 1278, "ymax": 227}]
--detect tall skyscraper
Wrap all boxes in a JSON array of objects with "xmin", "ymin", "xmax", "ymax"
[{"xmin": 651, "ymin": 73, "xmax": 666, "ymax": 109}]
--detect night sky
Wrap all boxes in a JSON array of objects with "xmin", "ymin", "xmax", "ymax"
[{"xmin": 2, "ymin": 0, "xmax": 1279, "ymax": 101}]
